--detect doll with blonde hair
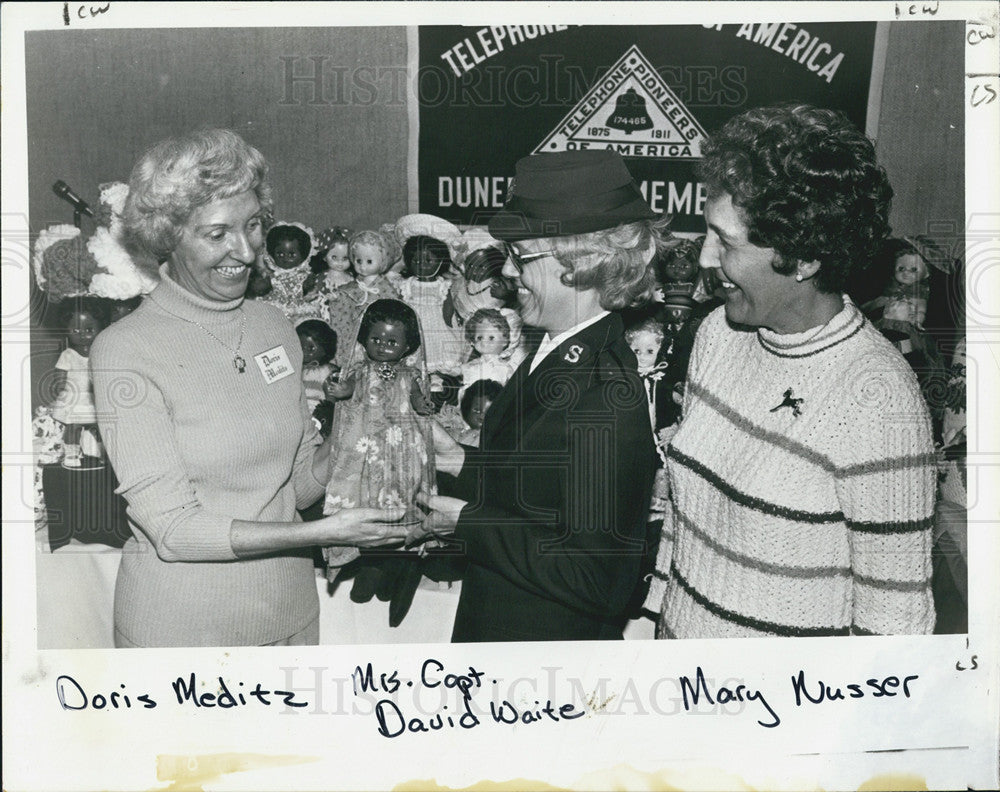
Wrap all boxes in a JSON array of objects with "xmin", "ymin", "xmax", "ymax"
[
  {"xmin": 460, "ymin": 308, "xmax": 515, "ymax": 399},
  {"xmin": 325, "ymin": 230, "xmax": 401, "ymax": 366}
]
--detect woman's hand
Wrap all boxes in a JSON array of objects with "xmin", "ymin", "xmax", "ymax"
[
  {"xmin": 431, "ymin": 420, "xmax": 465, "ymax": 476},
  {"xmin": 318, "ymin": 507, "xmax": 409, "ymax": 548},
  {"xmin": 415, "ymin": 492, "xmax": 466, "ymax": 536},
  {"xmin": 232, "ymin": 506, "xmax": 407, "ymax": 558}
]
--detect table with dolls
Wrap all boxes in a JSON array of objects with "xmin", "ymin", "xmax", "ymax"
[{"xmin": 33, "ymin": 208, "xmax": 655, "ymax": 647}]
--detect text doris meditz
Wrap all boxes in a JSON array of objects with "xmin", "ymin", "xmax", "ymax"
[{"xmin": 55, "ymin": 661, "xmax": 920, "ymax": 732}]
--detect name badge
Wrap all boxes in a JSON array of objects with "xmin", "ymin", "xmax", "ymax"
[{"xmin": 254, "ymin": 345, "xmax": 294, "ymax": 385}]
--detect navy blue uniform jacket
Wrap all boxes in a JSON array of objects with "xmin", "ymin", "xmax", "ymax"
[{"xmin": 440, "ymin": 313, "xmax": 656, "ymax": 641}]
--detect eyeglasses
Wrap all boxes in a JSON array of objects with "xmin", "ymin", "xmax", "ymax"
[{"xmin": 502, "ymin": 242, "xmax": 555, "ymax": 273}]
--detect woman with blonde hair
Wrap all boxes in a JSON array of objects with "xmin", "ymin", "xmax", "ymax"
[
  {"xmin": 92, "ymin": 128, "xmax": 408, "ymax": 647},
  {"xmin": 423, "ymin": 149, "xmax": 665, "ymax": 642}
]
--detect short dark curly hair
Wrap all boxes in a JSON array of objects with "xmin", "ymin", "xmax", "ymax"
[
  {"xmin": 265, "ymin": 224, "xmax": 310, "ymax": 259},
  {"xmin": 696, "ymin": 104, "xmax": 893, "ymax": 293},
  {"xmin": 295, "ymin": 319, "xmax": 338, "ymax": 364},
  {"xmin": 357, "ymin": 298, "xmax": 421, "ymax": 355}
]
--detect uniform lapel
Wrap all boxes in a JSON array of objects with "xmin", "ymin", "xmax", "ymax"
[
  {"xmin": 482, "ymin": 314, "xmax": 621, "ymax": 450},
  {"xmin": 480, "ymin": 352, "xmax": 533, "ymax": 447}
]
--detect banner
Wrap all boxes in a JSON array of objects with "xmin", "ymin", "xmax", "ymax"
[{"xmin": 418, "ymin": 23, "xmax": 879, "ymax": 231}]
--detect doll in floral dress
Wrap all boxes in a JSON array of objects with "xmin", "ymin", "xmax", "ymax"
[
  {"xmin": 322, "ymin": 299, "xmax": 435, "ymax": 532},
  {"xmin": 259, "ymin": 221, "xmax": 324, "ymax": 322}
]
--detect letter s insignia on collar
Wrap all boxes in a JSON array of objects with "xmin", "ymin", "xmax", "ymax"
[{"xmin": 564, "ymin": 344, "xmax": 584, "ymax": 364}]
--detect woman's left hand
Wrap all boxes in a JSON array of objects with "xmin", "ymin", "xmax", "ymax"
[
  {"xmin": 321, "ymin": 506, "xmax": 410, "ymax": 547},
  {"xmin": 415, "ymin": 492, "xmax": 467, "ymax": 536}
]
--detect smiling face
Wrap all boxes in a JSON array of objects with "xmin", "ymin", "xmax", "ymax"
[
  {"xmin": 628, "ymin": 329, "xmax": 661, "ymax": 371},
  {"xmin": 700, "ymin": 192, "xmax": 800, "ymax": 332},
  {"xmin": 352, "ymin": 242, "xmax": 386, "ymax": 278},
  {"xmin": 325, "ymin": 241, "xmax": 350, "ymax": 272},
  {"xmin": 363, "ymin": 320, "xmax": 410, "ymax": 363},
  {"xmin": 501, "ymin": 242, "xmax": 579, "ymax": 333},
  {"xmin": 169, "ymin": 190, "xmax": 263, "ymax": 303}
]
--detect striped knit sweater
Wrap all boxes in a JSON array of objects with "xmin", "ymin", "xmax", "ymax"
[
  {"xmin": 91, "ymin": 267, "xmax": 325, "ymax": 647},
  {"xmin": 645, "ymin": 297, "xmax": 936, "ymax": 637}
]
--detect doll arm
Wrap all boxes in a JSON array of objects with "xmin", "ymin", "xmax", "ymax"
[
  {"xmin": 324, "ymin": 370, "xmax": 356, "ymax": 401},
  {"xmin": 409, "ymin": 377, "xmax": 435, "ymax": 416},
  {"xmin": 46, "ymin": 369, "xmax": 68, "ymax": 405}
]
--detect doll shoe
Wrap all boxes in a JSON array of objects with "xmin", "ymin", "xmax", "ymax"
[
  {"xmin": 349, "ymin": 564, "xmax": 382, "ymax": 604},
  {"xmin": 77, "ymin": 455, "xmax": 106, "ymax": 470},
  {"xmin": 388, "ymin": 559, "xmax": 423, "ymax": 628},
  {"xmin": 61, "ymin": 444, "xmax": 82, "ymax": 469}
]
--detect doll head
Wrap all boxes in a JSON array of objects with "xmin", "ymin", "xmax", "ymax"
[
  {"xmin": 59, "ymin": 297, "xmax": 109, "ymax": 357},
  {"xmin": 357, "ymin": 298, "xmax": 421, "ymax": 362},
  {"xmin": 658, "ymin": 237, "xmax": 702, "ymax": 284},
  {"xmin": 296, "ymin": 319, "xmax": 338, "ymax": 367},
  {"xmin": 403, "ymin": 235, "xmax": 452, "ymax": 281},
  {"xmin": 317, "ymin": 227, "xmax": 352, "ymax": 273},
  {"xmin": 349, "ymin": 230, "xmax": 392, "ymax": 279},
  {"xmin": 266, "ymin": 224, "xmax": 311, "ymax": 270},
  {"xmin": 465, "ymin": 308, "xmax": 510, "ymax": 357},
  {"xmin": 625, "ymin": 319, "xmax": 665, "ymax": 373},
  {"xmin": 893, "ymin": 251, "xmax": 930, "ymax": 287},
  {"xmin": 325, "ymin": 239, "xmax": 351, "ymax": 272},
  {"xmin": 460, "ymin": 378, "xmax": 503, "ymax": 431}
]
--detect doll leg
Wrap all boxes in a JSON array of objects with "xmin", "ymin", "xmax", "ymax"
[{"xmin": 61, "ymin": 424, "xmax": 83, "ymax": 468}]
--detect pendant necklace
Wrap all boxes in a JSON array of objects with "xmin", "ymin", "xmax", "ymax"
[{"xmin": 163, "ymin": 305, "xmax": 248, "ymax": 373}]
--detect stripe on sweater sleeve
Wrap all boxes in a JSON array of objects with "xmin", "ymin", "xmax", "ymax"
[
  {"xmin": 92, "ymin": 333, "xmax": 236, "ymax": 562},
  {"xmin": 642, "ymin": 503, "xmax": 675, "ymax": 615}
]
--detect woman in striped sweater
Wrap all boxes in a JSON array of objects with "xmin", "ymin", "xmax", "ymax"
[{"xmin": 644, "ymin": 105, "xmax": 936, "ymax": 637}]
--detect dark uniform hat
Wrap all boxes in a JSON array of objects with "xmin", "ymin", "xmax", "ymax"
[{"xmin": 488, "ymin": 150, "xmax": 656, "ymax": 241}]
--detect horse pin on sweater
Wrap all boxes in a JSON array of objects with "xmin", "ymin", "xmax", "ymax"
[{"xmin": 770, "ymin": 388, "xmax": 804, "ymax": 418}]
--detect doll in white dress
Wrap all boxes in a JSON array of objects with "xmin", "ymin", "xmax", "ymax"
[{"xmin": 459, "ymin": 308, "xmax": 515, "ymax": 400}]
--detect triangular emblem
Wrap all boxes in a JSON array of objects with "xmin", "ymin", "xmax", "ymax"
[{"xmin": 534, "ymin": 45, "xmax": 708, "ymax": 160}]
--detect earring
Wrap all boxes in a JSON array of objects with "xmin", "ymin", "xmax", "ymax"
[{"xmin": 795, "ymin": 273, "xmax": 804, "ymax": 282}]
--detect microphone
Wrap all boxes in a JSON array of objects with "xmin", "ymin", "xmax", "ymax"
[{"xmin": 52, "ymin": 180, "xmax": 94, "ymax": 217}]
